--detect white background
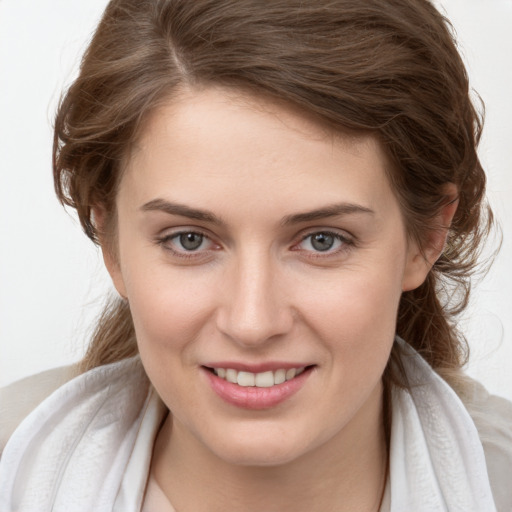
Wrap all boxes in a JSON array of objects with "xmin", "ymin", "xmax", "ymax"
[{"xmin": 0, "ymin": 0, "xmax": 511, "ymax": 400}]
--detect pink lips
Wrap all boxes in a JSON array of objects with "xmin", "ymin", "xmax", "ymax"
[{"xmin": 203, "ymin": 366, "xmax": 313, "ymax": 410}]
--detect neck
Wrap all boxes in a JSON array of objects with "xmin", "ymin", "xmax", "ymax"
[{"xmin": 151, "ymin": 383, "xmax": 387, "ymax": 512}]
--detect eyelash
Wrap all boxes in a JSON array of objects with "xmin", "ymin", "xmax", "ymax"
[
  {"xmin": 156, "ymin": 230, "xmax": 217, "ymax": 260},
  {"xmin": 293, "ymin": 230, "xmax": 354, "ymax": 258},
  {"xmin": 155, "ymin": 229, "xmax": 355, "ymax": 260}
]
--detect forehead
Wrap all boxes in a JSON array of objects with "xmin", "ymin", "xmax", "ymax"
[
  {"xmin": 131, "ymin": 86, "xmax": 378, "ymax": 161},
  {"xmin": 119, "ymin": 87, "xmax": 398, "ymax": 221}
]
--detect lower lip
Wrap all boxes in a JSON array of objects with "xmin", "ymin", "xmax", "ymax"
[{"xmin": 203, "ymin": 367, "xmax": 313, "ymax": 410}]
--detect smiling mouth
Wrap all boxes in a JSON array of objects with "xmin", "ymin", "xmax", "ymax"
[
  {"xmin": 203, "ymin": 365, "xmax": 315, "ymax": 409},
  {"xmin": 205, "ymin": 366, "xmax": 313, "ymax": 388}
]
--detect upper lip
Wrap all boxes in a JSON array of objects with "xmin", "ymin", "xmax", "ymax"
[{"xmin": 202, "ymin": 362, "xmax": 314, "ymax": 373}]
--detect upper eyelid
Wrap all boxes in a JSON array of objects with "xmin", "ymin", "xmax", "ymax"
[
  {"xmin": 296, "ymin": 227, "xmax": 354, "ymax": 242},
  {"xmin": 301, "ymin": 229, "xmax": 350, "ymax": 238},
  {"xmin": 157, "ymin": 229, "xmax": 214, "ymax": 248},
  {"xmin": 158, "ymin": 226, "xmax": 213, "ymax": 241}
]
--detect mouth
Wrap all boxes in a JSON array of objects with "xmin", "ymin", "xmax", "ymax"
[
  {"xmin": 202, "ymin": 365, "xmax": 315, "ymax": 409},
  {"xmin": 205, "ymin": 366, "xmax": 310, "ymax": 388}
]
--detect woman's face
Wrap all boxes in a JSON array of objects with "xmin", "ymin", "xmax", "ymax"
[{"xmin": 107, "ymin": 87, "xmax": 428, "ymax": 466}]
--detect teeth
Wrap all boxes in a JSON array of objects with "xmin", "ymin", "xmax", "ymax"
[
  {"xmin": 237, "ymin": 371, "xmax": 255, "ymax": 387},
  {"xmin": 226, "ymin": 369, "xmax": 238, "ymax": 384},
  {"xmin": 213, "ymin": 366, "xmax": 306, "ymax": 387},
  {"xmin": 255, "ymin": 371, "xmax": 274, "ymax": 388},
  {"xmin": 285, "ymin": 368, "xmax": 296, "ymax": 380},
  {"xmin": 274, "ymin": 369, "xmax": 286, "ymax": 385}
]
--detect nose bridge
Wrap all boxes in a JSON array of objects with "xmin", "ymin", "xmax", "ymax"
[{"xmin": 217, "ymin": 246, "xmax": 291, "ymax": 346}]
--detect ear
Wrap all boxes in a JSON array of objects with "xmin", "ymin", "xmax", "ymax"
[
  {"xmin": 92, "ymin": 207, "xmax": 128, "ymax": 300},
  {"xmin": 402, "ymin": 184, "xmax": 459, "ymax": 292}
]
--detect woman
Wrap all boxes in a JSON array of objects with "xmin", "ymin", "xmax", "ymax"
[{"xmin": 0, "ymin": 0, "xmax": 511, "ymax": 511}]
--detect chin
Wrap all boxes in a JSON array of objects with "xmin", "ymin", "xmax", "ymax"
[
  {"xmin": 202, "ymin": 423, "xmax": 317, "ymax": 468},
  {"xmin": 216, "ymin": 443, "xmax": 304, "ymax": 468}
]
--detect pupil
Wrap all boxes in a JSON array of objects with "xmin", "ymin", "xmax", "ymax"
[
  {"xmin": 180, "ymin": 233, "xmax": 203, "ymax": 251},
  {"xmin": 311, "ymin": 233, "xmax": 334, "ymax": 251}
]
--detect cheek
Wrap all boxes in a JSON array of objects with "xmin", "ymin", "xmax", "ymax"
[
  {"xmin": 128, "ymin": 277, "xmax": 214, "ymax": 348},
  {"xmin": 300, "ymin": 271, "xmax": 401, "ymax": 426},
  {"xmin": 117, "ymin": 241, "xmax": 216, "ymax": 356},
  {"xmin": 123, "ymin": 267, "xmax": 217, "ymax": 409},
  {"xmin": 296, "ymin": 250, "xmax": 406, "ymax": 363}
]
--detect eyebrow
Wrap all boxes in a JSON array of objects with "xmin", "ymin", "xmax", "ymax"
[
  {"xmin": 281, "ymin": 203, "xmax": 374, "ymax": 226},
  {"xmin": 141, "ymin": 198, "xmax": 374, "ymax": 226},
  {"xmin": 141, "ymin": 199, "xmax": 224, "ymax": 225}
]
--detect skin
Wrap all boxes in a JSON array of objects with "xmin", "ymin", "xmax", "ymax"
[{"xmin": 103, "ymin": 87, "xmax": 456, "ymax": 512}]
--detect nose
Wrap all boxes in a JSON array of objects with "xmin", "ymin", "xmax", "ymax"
[{"xmin": 215, "ymin": 249, "xmax": 293, "ymax": 348}]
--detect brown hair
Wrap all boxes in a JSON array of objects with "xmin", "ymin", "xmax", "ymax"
[{"xmin": 53, "ymin": 0, "xmax": 493, "ymax": 384}]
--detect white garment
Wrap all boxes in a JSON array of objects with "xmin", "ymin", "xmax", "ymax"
[
  {"xmin": 0, "ymin": 358, "xmax": 167, "ymax": 512},
  {"xmin": 0, "ymin": 341, "xmax": 510, "ymax": 511},
  {"xmin": 385, "ymin": 341, "xmax": 498, "ymax": 511}
]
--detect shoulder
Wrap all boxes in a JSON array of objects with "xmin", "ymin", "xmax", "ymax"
[
  {"xmin": 0, "ymin": 357, "xmax": 155, "ymax": 510},
  {"xmin": 0, "ymin": 364, "xmax": 78, "ymax": 455},
  {"xmin": 455, "ymin": 375, "xmax": 512, "ymax": 511}
]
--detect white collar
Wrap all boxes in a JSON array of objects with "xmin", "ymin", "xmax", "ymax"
[{"xmin": 385, "ymin": 338, "xmax": 496, "ymax": 511}]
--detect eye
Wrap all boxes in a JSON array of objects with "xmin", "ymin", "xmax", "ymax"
[
  {"xmin": 295, "ymin": 230, "xmax": 352, "ymax": 254},
  {"xmin": 307, "ymin": 232, "xmax": 337, "ymax": 252},
  {"xmin": 157, "ymin": 230, "xmax": 217, "ymax": 256},
  {"xmin": 177, "ymin": 232, "xmax": 205, "ymax": 251}
]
